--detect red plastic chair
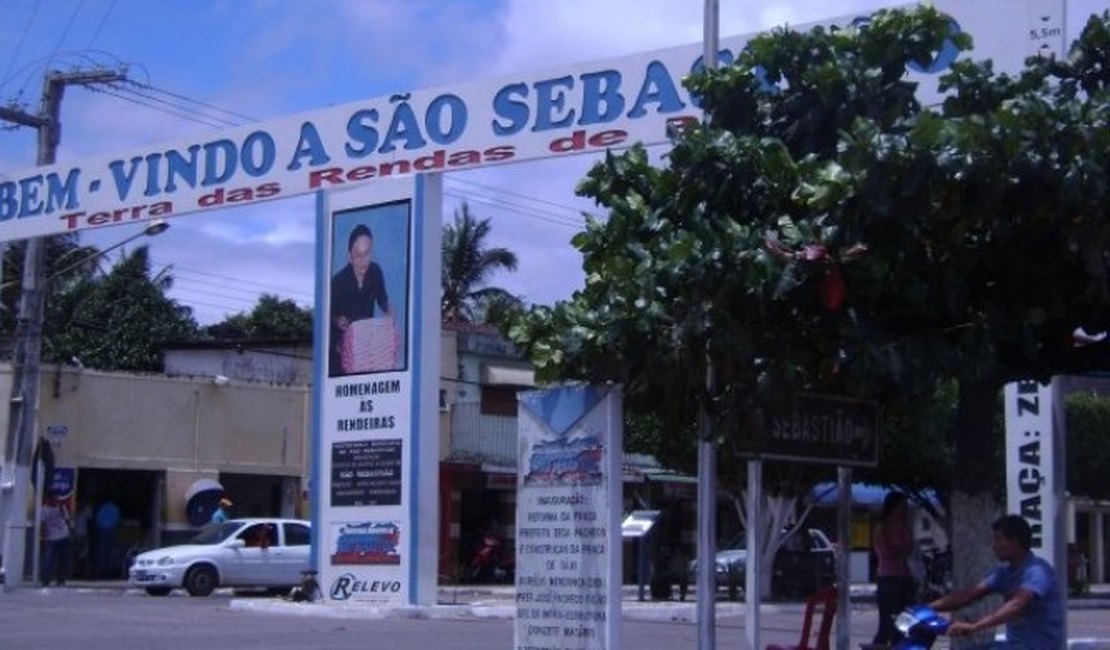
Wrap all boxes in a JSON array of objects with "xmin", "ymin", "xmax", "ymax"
[{"xmin": 766, "ymin": 586, "xmax": 838, "ymax": 650}]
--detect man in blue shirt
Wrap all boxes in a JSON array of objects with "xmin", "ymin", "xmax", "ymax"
[{"xmin": 930, "ymin": 515, "xmax": 1064, "ymax": 649}]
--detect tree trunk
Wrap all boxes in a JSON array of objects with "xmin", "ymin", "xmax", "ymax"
[
  {"xmin": 949, "ymin": 379, "xmax": 1003, "ymax": 647},
  {"xmin": 735, "ymin": 491, "xmax": 816, "ymax": 600}
]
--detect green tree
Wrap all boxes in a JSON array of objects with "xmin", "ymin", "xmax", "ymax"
[
  {"xmin": 1, "ymin": 236, "xmax": 101, "ymax": 339},
  {"xmin": 45, "ymin": 246, "xmax": 197, "ymax": 371},
  {"xmin": 442, "ymin": 203, "xmax": 519, "ymax": 323},
  {"xmin": 507, "ymin": 8, "xmax": 1110, "ymax": 618},
  {"xmin": 1065, "ymin": 393, "xmax": 1110, "ymax": 501},
  {"xmin": 205, "ymin": 294, "xmax": 313, "ymax": 340}
]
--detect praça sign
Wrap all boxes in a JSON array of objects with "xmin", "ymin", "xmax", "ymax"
[{"xmin": 0, "ymin": 0, "xmax": 1064, "ymax": 242}]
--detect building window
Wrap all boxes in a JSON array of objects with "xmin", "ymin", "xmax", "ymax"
[{"xmin": 480, "ymin": 385, "xmax": 518, "ymax": 416}]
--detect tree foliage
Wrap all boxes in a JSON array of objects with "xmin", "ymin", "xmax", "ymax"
[
  {"xmin": 1065, "ymin": 392, "xmax": 1110, "ymax": 501},
  {"xmin": 442, "ymin": 203, "xmax": 519, "ymax": 323},
  {"xmin": 205, "ymin": 294, "xmax": 313, "ymax": 340},
  {"xmin": 505, "ymin": 7, "xmax": 1110, "ymax": 607},
  {"xmin": 44, "ymin": 246, "xmax": 197, "ymax": 371},
  {"xmin": 1, "ymin": 236, "xmax": 101, "ymax": 340}
]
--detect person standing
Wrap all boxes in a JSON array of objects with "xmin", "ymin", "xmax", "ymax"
[
  {"xmin": 211, "ymin": 498, "xmax": 232, "ymax": 524},
  {"xmin": 931, "ymin": 515, "xmax": 1064, "ymax": 649},
  {"xmin": 871, "ymin": 491, "xmax": 916, "ymax": 645},
  {"xmin": 40, "ymin": 497, "xmax": 72, "ymax": 587},
  {"xmin": 93, "ymin": 499, "xmax": 120, "ymax": 579}
]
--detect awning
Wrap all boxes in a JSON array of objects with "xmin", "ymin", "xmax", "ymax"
[
  {"xmin": 481, "ymin": 364, "xmax": 535, "ymax": 387},
  {"xmin": 643, "ymin": 471, "xmax": 698, "ymax": 485}
]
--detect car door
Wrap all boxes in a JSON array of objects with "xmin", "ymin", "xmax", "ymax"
[
  {"xmin": 231, "ymin": 522, "xmax": 280, "ymax": 585},
  {"xmin": 280, "ymin": 522, "xmax": 312, "ymax": 584}
]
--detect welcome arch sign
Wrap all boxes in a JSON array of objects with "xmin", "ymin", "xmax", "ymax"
[{"xmin": 0, "ymin": 0, "xmax": 1065, "ymax": 608}]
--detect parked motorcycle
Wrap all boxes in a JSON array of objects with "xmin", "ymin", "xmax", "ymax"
[{"xmin": 892, "ymin": 606, "xmax": 951, "ymax": 650}]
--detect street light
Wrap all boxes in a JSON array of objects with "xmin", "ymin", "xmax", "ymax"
[
  {"xmin": 49, "ymin": 219, "xmax": 171, "ymax": 281},
  {"xmin": 0, "ymin": 218, "xmax": 170, "ymax": 588}
]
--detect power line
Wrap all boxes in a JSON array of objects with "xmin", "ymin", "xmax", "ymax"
[
  {"xmin": 0, "ymin": 0, "xmax": 42, "ymax": 89},
  {"xmin": 447, "ymin": 176, "xmax": 586, "ymax": 217},
  {"xmin": 123, "ymin": 79, "xmax": 257, "ymax": 124},
  {"xmin": 48, "ymin": 0, "xmax": 89, "ymax": 69},
  {"xmin": 103, "ymin": 81, "xmax": 243, "ymax": 127},
  {"xmin": 443, "ymin": 190, "xmax": 582, "ymax": 230},
  {"xmin": 163, "ymin": 263, "xmax": 315, "ymax": 299},
  {"xmin": 84, "ymin": 83, "xmax": 231, "ymax": 129},
  {"xmin": 86, "ymin": 0, "xmax": 118, "ymax": 49}
]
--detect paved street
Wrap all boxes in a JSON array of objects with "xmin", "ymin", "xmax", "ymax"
[{"xmin": 2, "ymin": 587, "xmax": 1110, "ymax": 649}]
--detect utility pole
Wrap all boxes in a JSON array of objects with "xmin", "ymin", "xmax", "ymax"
[
  {"xmin": 0, "ymin": 68, "xmax": 125, "ymax": 589},
  {"xmin": 695, "ymin": 2, "xmax": 719, "ymax": 648}
]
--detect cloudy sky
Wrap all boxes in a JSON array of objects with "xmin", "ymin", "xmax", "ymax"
[{"xmin": 0, "ymin": 0, "xmax": 1103, "ymax": 324}]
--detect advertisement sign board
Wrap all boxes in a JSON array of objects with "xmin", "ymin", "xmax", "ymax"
[
  {"xmin": 0, "ymin": 0, "xmax": 1064, "ymax": 242},
  {"xmin": 1004, "ymin": 379, "xmax": 1067, "ymax": 575},
  {"xmin": 515, "ymin": 385, "xmax": 623, "ymax": 650},
  {"xmin": 312, "ymin": 177, "xmax": 440, "ymax": 606}
]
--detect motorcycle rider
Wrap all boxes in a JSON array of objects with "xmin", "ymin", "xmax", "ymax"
[{"xmin": 928, "ymin": 515, "xmax": 1063, "ymax": 649}]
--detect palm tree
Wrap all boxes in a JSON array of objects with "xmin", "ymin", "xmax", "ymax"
[{"xmin": 441, "ymin": 204, "xmax": 519, "ymax": 323}]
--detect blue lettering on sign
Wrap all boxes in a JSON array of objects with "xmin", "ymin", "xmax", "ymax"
[
  {"xmin": 164, "ymin": 145, "xmax": 202, "ymax": 192},
  {"xmin": 109, "ymin": 158, "xmax": 143, "ymax": 200},
  {"xmin": 424, "ymin": 94, "xmax": 467, "ymax": 144},
  {"xmin": 491, "ymin": 82, "xmax": 529, "ymax": 136},
  {"xmin": 532, "ymin": 75, "xmax": 576, "ymax": 132},
  {"xmin": 0, "ymin": 172, "xmax": 80, "ymax": 219},
  {"xmin": 379, "ymin": 95, "xmax": 427, "ymax": 153},
  {"xmin": 345, "ymin": 109, "xmax": 380, "ymax": 158},
  {"xmin": 627, "ymin": 61, "xmax": 685, "ymax": 118},
  {"xmin": 288, "ymin": 122, "xmax": 331, "ymax": 170},
  {"xmin": 202, "ymin": 139, "xmax": 238, "ymax": 186},
  {"xmin": 579, "ymin": 70, "xmax": 625, "ymax": 125},
  {"xmin": 241, "ymin": 131, "xmax": 275, "ymax": 176},
  {"xmin": 906, "ymin": 19, "xmax": 962, "ymax": 74},
  {"xmin": 143, "ymin": 153, "xmax": 162, "ymax": 197}
]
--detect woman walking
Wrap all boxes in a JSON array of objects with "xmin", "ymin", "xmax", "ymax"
[{"xmin": 871, "ymin": 491, "xmax": 916, "ymax": 646}]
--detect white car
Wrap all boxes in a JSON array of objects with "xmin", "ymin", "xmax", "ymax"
[{"xmin": 129, "ymin": 518, "xmax": 311, "ymax": 597}]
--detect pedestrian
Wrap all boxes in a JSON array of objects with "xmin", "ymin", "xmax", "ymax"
[
  {"xmin": 211, "ymin": 497, "xmax": 232, "ymax": 524},
  {"xmin": 40, "ymin": 497, "xmax": 72, "ymax": 587},
  {"xmin": 931, "ymin": 515, "xmax": 1064, "ymax": 648},
  {"xmin": 93, "ymin": 499, "xmax": 121, "ymax": 579},
  {"xmin": 871, "ymin": 491, "xmax": 916, "ymax": 646}
]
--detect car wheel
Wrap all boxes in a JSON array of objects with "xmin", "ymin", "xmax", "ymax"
[
  {"xmin": 145, "ymin": 587, "xmax": 172, "ymax": 597},
  {"xmin": 184, "ymin": 565, "xmax": 218, "ymax": 597}
]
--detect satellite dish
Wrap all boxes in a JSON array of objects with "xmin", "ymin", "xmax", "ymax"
[{"xmin": 184, "ymin": 478, "xmax": 225, "ymax": 527}]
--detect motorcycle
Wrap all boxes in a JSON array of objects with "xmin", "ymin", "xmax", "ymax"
[{"xmin": 892, "ymin": 606, "xmax": 951, "ymax": 650}]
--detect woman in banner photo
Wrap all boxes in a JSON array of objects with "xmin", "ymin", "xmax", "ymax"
[{"xmin": 330, "ymin": 219, "xmax": 405, "ymax": 376}]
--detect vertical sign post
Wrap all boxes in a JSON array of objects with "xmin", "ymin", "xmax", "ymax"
[
  {"xmin": 312, "ymin": 175, "xmax": 441, "ymax": 606},
  {"xmin": 1003, "ymin": 379, "xmax": 1068, "ymax": 596},
  {"xmin": 515, "ymin": 385, "xmax": 623, "ymax": 650}
]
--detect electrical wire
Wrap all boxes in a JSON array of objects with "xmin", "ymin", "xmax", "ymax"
[
  {"xmin": 47, "ymin": 0, "xmax": 89, "ymax": 69},
  {"xmin": 0, "ymin": 0, "xmax": 43, "ymax": 89},
  {"xmin": 101, "ymin": 81, "xmax": 243, "ymax": 127},
  {"xmin": 443, "ymin": 190, "xmax": 582, "ymax": 230},
  {"xmin": 122, "ymin": 79, "xmax": 257, "ymax": 124},
  {"xmin": 163, "ymin": 263, "xmax": 315, "ymax": 300},
  {"xmin": 447, "ymin": 176, "xmax": 586, "ymax": 217},
  {"xmin": 84, "ymin": 83, "xmax": 231, "ymax": 129},
  {"xmin": 85, "ymin": 0, "xmax": 118, "ymax": 50}
]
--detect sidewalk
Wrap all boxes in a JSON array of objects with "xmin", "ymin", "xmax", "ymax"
[{"xmin": 55, "ymin": 579, "xmax": 1110, "ymax": 611}]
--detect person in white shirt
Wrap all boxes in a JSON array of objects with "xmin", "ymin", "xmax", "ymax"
[{"xmin": 41, "ymin": 497, "xmax": 73, "ymax": 587}]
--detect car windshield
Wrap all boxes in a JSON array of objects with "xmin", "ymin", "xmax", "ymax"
[{"xmin": 188, "ymin": 522, "xmax": 241, "ymax": 545}]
